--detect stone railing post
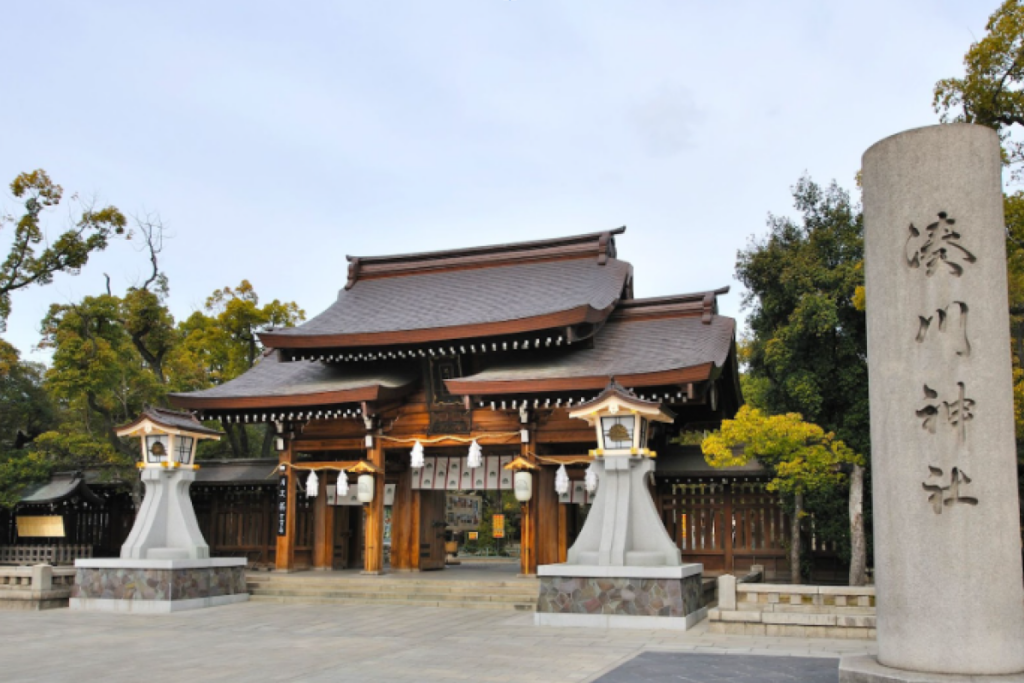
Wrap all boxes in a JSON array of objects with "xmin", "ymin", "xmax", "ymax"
[
  {"xmin": 718, "ymin": 574, "xmax": 737, "ymax": 610},
  {"xmin": 31, "ymin": 564, "xmax": 52, "ymax": 591}
]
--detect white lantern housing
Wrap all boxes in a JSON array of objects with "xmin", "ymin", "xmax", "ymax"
[
  {"xmin": 568, "ymin": 380, "xmax": 675, "ymax": 458},
  {"xmin": 357, "ymin": 474, "xmax": 375, "ymax": 504},
  {"xmin": 514, "ymin": 471, "xmax": 533, "ymax": 502}
]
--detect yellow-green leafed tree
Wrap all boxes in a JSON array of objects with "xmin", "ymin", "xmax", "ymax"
[{"xmin": 702, "ymin": 405, "xmax": 862, "ymax": 584}]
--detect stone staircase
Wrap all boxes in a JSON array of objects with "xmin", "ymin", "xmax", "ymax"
[{"xmin": 247, "ymin": 573, "xmax": 539, "ymax": 611}]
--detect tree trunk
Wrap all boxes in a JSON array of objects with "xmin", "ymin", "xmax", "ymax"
[
  {"xmin": 790, "ymin": 492, "xmax": 803, "ymax": 585},
  {"xmin": 223, "ymin": 422, "xmax": 245, "ymax": 459},
  {"xmin": 260, "ymin": 424, "xmax": 274, "ymax": 459},
  {"xmin": 848, "ymin": 464, "xmax": 868, "ymax": 586}
]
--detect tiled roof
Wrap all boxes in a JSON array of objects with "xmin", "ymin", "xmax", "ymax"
[
  {"xmin": 262, "ymin": 258, "xmax": 630, "ymax": 348},
  {"xmin": 142, "ymin": 407, "xmax": 223, "ymax": 436},
  {"xmin": 260, "ymin": 230, "xmax": 631, "ymax": 349},
  {"xmin": 446, "ymin": 312, "xmax": 735, "ymax": 393},
  {"xmin": 168, "ymin": 351, "xmax": 419, "ymax": 409}
]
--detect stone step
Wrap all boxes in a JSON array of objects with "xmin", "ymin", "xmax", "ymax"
[
  {"xmin": 245, "ymin": 581, "xmax": 536, "ymax": 596},
  {"xmin": 250, "ymin": 588, "xmax": 534, "ymax": 603},
  {"xmin": 249, "ymin": 593, "xmax": 536, "ymax": 611},
  {"xmin": 246, "ymin": 576, "xmax": 535, "ymax": 590}
]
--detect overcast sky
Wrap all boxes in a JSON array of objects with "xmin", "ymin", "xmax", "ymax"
[{"xmin": 0, "ymin": 0, "xmax": 991, "ymax": 361}]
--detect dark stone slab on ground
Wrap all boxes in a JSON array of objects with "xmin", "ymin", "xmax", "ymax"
[{"xmin": 594, "ymin": 652, "xmax": 838, "ymax": 683}]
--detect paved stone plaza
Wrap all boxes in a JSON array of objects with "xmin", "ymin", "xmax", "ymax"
[{"xmin": 0, "ymin": 602, "xmax": 875, "ymax": 683}]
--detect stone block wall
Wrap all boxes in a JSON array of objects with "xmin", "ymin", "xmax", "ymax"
[
  {"xmin": 73, "ymin": 565, "xmax": 247, "ymax": 602},
  {"xmin": 709, "ymin": 580, "xmax": 876, "ymax": 639},
  {"xmin": 537, "ymin": 574, "xmax": 703, "ymax": 618}
]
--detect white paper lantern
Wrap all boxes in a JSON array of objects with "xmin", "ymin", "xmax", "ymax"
[
  {"xmin": 514, "ymin": 471, "xmax": 533, "ymax": 502},
  {"xmin": 337, "ymin": 470, "xmax": 349, "ymax": 496},
  {"xmin": 467, "ymin": 439, "xmax": 483, "ymax": 469},
  {"xmin": 305, "ymin": 470, "xmax": 319, "ymax": 498},
  {"xmin": 585, "ymin": 463, "xmax": 598, "ymax": 493},
  {"xmin": 357, "ymin": 474, "xmax": 375, "ymax": 503},
  {"xmin": 555, "ymin": 464, "xmax": 570, "ymax": 495},
  {"xmin": 410, "ymin": 440, "xmax": 425, "ymax": 469}
]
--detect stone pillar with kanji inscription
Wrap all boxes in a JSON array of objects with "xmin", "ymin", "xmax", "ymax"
[{"xmin": 843, "ymin": 124, "xmax": 1024, "ymax": 680}]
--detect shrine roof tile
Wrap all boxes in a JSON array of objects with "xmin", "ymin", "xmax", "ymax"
[
  {"xmin": 259, "ymin": 255, "xmax": 631, "ymax": 349},
  {"xmin": 445, "ymin": 313, "xmax": 735, "ymax": 393},
  {"xmin": 168, "ymin": 352, "xmax": 418, "ymax": 409}
]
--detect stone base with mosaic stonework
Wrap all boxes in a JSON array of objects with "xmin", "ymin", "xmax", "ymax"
[
  {"xmin": 535, "ymin": 564, "xmax": 706, "ymax": 630},
  {"xmin": 70, "ymin": 558, "xmax": 248, "ymax": 613}
]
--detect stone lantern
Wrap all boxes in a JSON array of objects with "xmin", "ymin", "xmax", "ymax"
[
  {"xmin": 117, "ymin": 407, "xmax": 222, "ymax": 560},
  {"xmin": 534, "ymin": 380, "xmax": 706, "ymax": 630},
  {"xmin": 70, "ymin": 407, "xmax": 249, "ymax": 613}
]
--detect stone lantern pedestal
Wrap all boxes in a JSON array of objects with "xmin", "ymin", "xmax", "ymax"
[
  {"xmin": 534, "ymin": 382, "xmax": 705, "ymax": 630},
  {"xmin": 70, "ymin": 408, "xmax": 248, "ymax": 613}
]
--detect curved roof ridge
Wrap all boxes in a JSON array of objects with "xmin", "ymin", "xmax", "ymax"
[{"xmin": 344, "ymin": 227, "xmax": 625, "ymax": 289}]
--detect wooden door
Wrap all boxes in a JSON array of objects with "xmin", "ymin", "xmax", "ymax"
[
  {"xmin": 332, "ymin": 506, "xmax": 362, "ymax": 569},
  {"xmin": 418, "ymin": 490, "xmax": 446, "ymax": 570}
]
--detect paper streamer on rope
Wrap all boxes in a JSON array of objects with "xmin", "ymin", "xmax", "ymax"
[
  {"xmin": 410, "ymin": 440, "xmax": 425, "ymax": 469},
  {"xmin": 337, "ymin": 470, "xmax": 349, "ymax": 496},
  {"xmin": 585, "ymin": 463, "xmax": 598, "ymax": 493},
  {"xmin": 555, "ymin": 464, "xmax": 570, "ymax": 495},
  {"xmin": 305, "ymin": 470, "xmax": 319, "ymax": 498},
  {"xmin": 467, "ymin": 439, "xmax": 483, "ymax": 469}
]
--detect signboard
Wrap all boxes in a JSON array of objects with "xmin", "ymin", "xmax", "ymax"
[
  {"xmin": 467, "ymin": 531, "xmax": 479, "ymax": 542},
  {"xmin": 492, "ymin": 514, "xmax": 505, "ymax": 539},
  {"xmin": 445, "ymin": 494, "xmax": 482, "ymax": 531},
  {"xmin": 16, "ymin": 516, "xmax": 65, "ymax": 538},
  {"xmin": 277, "ymin": 475, "xmax": 288, "ymax": 536}
]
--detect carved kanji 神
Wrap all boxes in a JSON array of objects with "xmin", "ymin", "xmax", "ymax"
[{"xmin": 916, "ymin": 382, "xmax": 975, "ymax": 443}]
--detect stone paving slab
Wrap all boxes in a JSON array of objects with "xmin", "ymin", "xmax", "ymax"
[
  {"xmin": 593, "ymin": 652, "xmax": 839, "ymax": 682},
  {"xmin": 0, "ymin": 602, "xmax": 875, "ymax": 683}
]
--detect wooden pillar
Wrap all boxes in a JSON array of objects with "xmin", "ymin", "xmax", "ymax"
[
  {"xmin": 520, "ymin": 439, "xmax": 537, "ymax": 576},
  {"xmin": 363, "ymin": 439, "xmax": 386, "ymax": 574},
  {"xmin": 391, "ymin": 471, "xmax": 419, "ymax": 573},
  {"xmin": 312, "ymin": 472, "xmax": 334, "ymax": 570},
  {"xmin": 275, "ymin": 443, "xmax": 297, "ymax": 572},
  {"xmin": 557, "ymin": 501, "xmax": 568, "ymax": 563}
]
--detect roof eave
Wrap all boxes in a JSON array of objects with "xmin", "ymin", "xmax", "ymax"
[
  {"xmin": 445, "ymin": 363, "xmax": 715, "ymax": 397},
  {"xmin": 167, "ymin": 378, "xmax": 417, "ymax": 411},
  {"xmin": 257, "ymin": 303, "xmax": 616, "ymax": 350}
]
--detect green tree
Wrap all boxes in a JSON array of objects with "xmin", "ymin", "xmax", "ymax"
[
  {"xmin": 177, "ymin": 280, "xmax": 305, "ymax": 458},
  {"xmin": 934, "ymin": 0, "xmax": 1024, "ymax": 535},
  {"xmin": 0, "ymin": 169, "xmax": 126, "ymax": 332},
  {"xmin": 702, "ymin": 406, "xmax": 861, "ymax": 584},
  {"xmin": 0, "ymin": 352, "xmax": 59, "ymax": 508},
  {"xmin": 736, "ymin": 175, "xmax": 870, "ymax": 584}
]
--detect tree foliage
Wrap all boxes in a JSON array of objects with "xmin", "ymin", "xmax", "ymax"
[
  {"xmin": 736, "ymin": 176, "xmax": 868, "ymax": 454},
  {"xmin": 0, "ymin": 170, "xmax": 126, "ymax": 331},
  {"xmin": 703, "ymin": 406, "xmax": 860, "ymax": 497},
  {"xmin": 934, "ymin": 0, "xmax": 1024, "ymax": 167}
]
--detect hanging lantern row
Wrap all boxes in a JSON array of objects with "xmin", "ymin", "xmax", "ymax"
[
  {"xmin": 292, "ymin": 335, "xmax": 569, "ymax": 363},
  {"xmin": 302, "ymin": 468, "xmax": 373, "ymax": 504},
  {"xmin": 478, "ymin": 389, "xmax": 691, "ymax": 412}
]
